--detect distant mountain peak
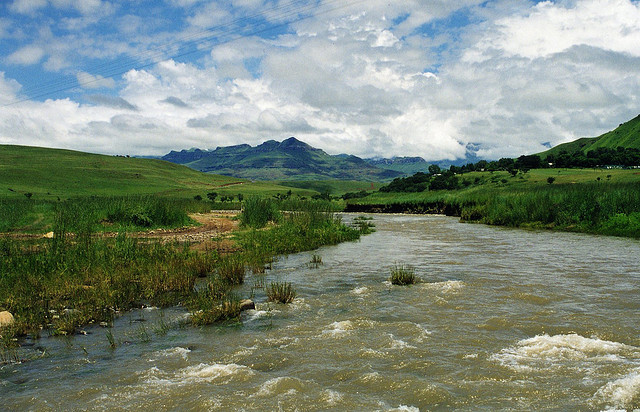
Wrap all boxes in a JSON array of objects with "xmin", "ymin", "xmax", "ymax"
[{"xmin": 161, "ymin": 137, "xmax": 402, "ymax": 181}]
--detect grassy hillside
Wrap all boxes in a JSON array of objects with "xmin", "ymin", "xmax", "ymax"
[
  {"xmin": 0, "ymin": 145, "xmax": 316, "ymax": 200},
  {"xmin": 542, "ymin": 114, "xmax": 640, "ymax": 156},
  {"xmin": 275, "ymin": 180, "xmax": 380, "ymax": 196}
]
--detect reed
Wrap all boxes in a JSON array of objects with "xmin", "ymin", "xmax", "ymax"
[
  {"xmin": 309, "ymin": 254, "xmax": 323, "ymax": 268},
  {"xmin": 240, "ymin": 196, "xmax": 280, "ymax": 228},
  {"xmin": 266, "ymin": 282, "xmax": 297, "ymax": 304},
  {"xmin": 390, "ymin": 265, "xmax": 417, "ymax": 285}
]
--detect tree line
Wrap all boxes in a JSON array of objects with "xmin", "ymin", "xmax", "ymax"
[{"xmin": 377, "ymin": 146, "xmax": 640, "ymax": 193}]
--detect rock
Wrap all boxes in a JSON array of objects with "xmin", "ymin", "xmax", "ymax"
[
  {"xmin": 0, "ymin": 311, "xmax": 15, "ymax": 328},
  {"xmin": 43, "ymin": 231, "xmax": 54, "ymax": 239},
  {"xmin": 239, "ymin": 299, "xmax": 255, "ymax": 311}
]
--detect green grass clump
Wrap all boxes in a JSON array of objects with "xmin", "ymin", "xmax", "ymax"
[
  {"xmin": 390, "ymin": 265, "xmax": 417, "ymax": 285},
  {"xmin": 188, "ymin": 279, "xmax": 241, "ymax": 326},
  {"xmin": 216, "ymin": 255, "xmax": 246, "ymax": 285},
  {"xmin": 309, "ymin": 254, "xmax": 323, "ymax": 268},
  {"xmin": 240, "ymin": 196, "xmax": 281, "ymax": 228},
  {"xmin": 266, "ymin": 282, "xmax": 296, "ymax": 304}
]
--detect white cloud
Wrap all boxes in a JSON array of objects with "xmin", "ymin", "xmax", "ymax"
[
  {"xmin": 6, "ymin": 44, "xmax": 45, "ymax": 65},
  {"xmin": 2, "ymin": 0, "xmax": 640, "ymax": 161},
  {"xmin": 77, "ymin": 71, "xmax": 116, "ymax": 89},
  {"xmin": 467, "ymin": 0, "xmax": 640, "ymax": 61},
  {"xmin": 9, "ymin": 0, "xmax": 48, "ymax": 15}
]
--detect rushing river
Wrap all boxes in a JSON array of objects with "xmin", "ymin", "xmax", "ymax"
[{"xmin": 2, "ymin": 214, "xmax": 639, "ymax": 411}]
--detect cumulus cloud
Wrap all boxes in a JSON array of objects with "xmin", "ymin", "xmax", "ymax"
[
  {"xmin": 1, "ymin": 0, "xmax": 640, "ymax": 160},
  {"xmin": 160, "ymin": 96, "xmax": 190, "ymax": 107},
  {"xmin": 6, "ymin": 44, "xmax": 45, "ymax": 65},
  {"xmin": 9, "ymin": 0, "xmax": 48, "ymax": 15},
  {"xmin": 77, "ymin": 71, "xmax": 116, "ymax": 89},
  {"xmin": 88, "ymin": 95, "xmax": 138, "ymax": 111}
]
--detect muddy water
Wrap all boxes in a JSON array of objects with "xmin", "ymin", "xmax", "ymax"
[{"xmin": 1, "ymin": 214, "xmax": 639, "ymax": 411}]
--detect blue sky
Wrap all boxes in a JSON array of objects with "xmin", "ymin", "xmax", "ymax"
[{"xmin": 1, "ymin": 0, "xmax": 640, "ymax": 160}]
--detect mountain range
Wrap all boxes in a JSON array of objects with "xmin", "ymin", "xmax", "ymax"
[
  {"xmin": 161, "ymin": 137, "xmax": 422, "ymax": 181},
  {"xmin": 160, "ymin": 113, "xmax": 640, "ymax": 181}
]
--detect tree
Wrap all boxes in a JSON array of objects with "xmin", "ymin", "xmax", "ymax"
[
  {"xmin": 237, "ymin": 193, "xmax": 244, "ymax": 202},
  {"xmin": 428, "ymin": 164, "xmax": 441, "ymax": 175},
  {"xmin": 207, "ymin": 192, "xmax": 218, "ymax": 202}
]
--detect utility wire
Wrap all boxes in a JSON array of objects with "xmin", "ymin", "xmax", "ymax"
[{"xmin": 4, "ymin": 0, "xmax": 367, "ymax": 107}]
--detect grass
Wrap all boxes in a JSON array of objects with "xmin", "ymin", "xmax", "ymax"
[
  {"xmin": 348, "ymin": 169, "xmax": 640, "ymax": 238},
  {"xmin": 0, "ymin": 196, "xmax": 373, "ymax": 341},
  {"xmin": 309, "ymin": 254, "xmax": 323, "ymax": 268},
  {"xmin": 266, "ymin": 282, "xmax": 296, "ymax": 304},
  {"xmin": 390, "ymin": 265, "xmax": 417, "ymax": 285},
  {"xmin": 0, "ymin": 144, "xmax": 320, "ymax": 205},
  {"xmin": 240, "ymin": 196, "xmax": 281, "ymax": 228}
]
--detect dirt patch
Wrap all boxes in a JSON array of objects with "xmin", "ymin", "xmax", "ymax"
[
  {"xmin": 134, "ymin": 211, "xmax": 241, "ymax": 252},
  {"xmin": 1, "ymin": 211, "xmax": 242, "ymax": 253}
]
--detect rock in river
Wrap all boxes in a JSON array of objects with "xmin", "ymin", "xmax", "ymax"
[{"xmin": 0, "ymin": 311, "xmax": 15, "ymax": 328}]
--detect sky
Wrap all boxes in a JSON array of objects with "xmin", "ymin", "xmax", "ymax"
[{"xmin": 1, "ymin": 0, "xmax": 640, "ymax": 161}]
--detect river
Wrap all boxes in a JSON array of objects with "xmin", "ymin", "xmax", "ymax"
[{"xmin": 1, "ymin": 214, "xmax": 639, "ymax": 411}]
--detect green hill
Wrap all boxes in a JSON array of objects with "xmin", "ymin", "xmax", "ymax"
[
  {"xmin": 542, "ymin": 114, "xmax": 640, "ymax": 156},
  {"xmin": 162, "ymin": 137, "xmax": 403, "ymax": 181},
  {"xmin": 0, "ymin": 145, "xmax": 306, "ymax": 200}
]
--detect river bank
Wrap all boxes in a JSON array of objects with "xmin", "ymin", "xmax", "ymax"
[
  {"xmin": 0, "ymin": 200, "xmax": 370, "ymax": 349},
  {"xmin": 2, "ymin": 214, "xmax": 638, "ymax": 410},
  {"xmin": 346, "ymin": 180, "xmax": 640, "ymax": 238}
]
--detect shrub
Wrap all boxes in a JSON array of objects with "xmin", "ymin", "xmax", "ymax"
[
  {"xmin": 266, "ymin": 282, "xmax": 296, "ymax": 304},
  {"xmin": 390, "ymin": 265, "xmax": 417, "ymax": 285}
]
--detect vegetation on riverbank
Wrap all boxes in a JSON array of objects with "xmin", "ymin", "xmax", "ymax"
[
  {"xmin": 0, "ymin": 196, "xmax": 371, "ymax": 350},
  {"xmin": 347, "ymin": 169, "xmax": 640, "ymax": 238}
]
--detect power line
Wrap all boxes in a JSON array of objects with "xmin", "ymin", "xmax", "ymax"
[{"xmin": 3, "ymin": 0, "xmax": 367, "ymax": 107}]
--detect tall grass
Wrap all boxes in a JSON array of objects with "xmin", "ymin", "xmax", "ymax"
[
  {"xmin": 349, "ymin": 181, "xmax": 640, "ymax": 238},
  {"xmin": 240, "ymin": 196, "xmax": 281, "ymax": 228},
  {"xmin": 0, "ymin": 232, "xmax": 214, "ymax": 337},
  {"xmin": 0, "ymin": 196, "xmax": 208, "ymax": 233},
  {"xmin": 1, "ymin": 197, "xmax": 373, "ymax": 338},
  {"xmin": 464, "ymin": 182, "xmax": 640, "ymax": 237},
  {"xmin": 266, "ymin": 282, "xmax": 296, "ymax": 304}
]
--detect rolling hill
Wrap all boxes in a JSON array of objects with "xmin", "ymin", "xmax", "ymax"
[
  {"xmin": 0, "ymin": 145, "xmax": 311, "ymax": 199},
  {"xmin": 162, "ymin": 137, "xmax": 403, "ymax": 181},
  {"xmin": 541, "ymin": 114, "xmax": 640, "ymax": 157}
]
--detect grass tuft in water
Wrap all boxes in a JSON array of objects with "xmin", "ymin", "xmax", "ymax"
[
  {"xmin": 266, "ymin": 282, "xmax": 297, "ymax": 304},
  {"xmin": 390, "ymin": 265, "xmax": 417, "ymax": 285},
  {"xmin": 308, "ymin": 254, "xmax": 323, "ymax": 268}
]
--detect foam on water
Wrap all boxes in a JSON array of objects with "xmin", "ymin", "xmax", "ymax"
[
  {"xmin": 387, "ymin": 333, "xmax": 417, "ymax": 350},
  {"xmin": 593, "ymin": 369, "xmax": 640, "ymax": 410},
  {"xmin": 351, "ymin": 286, "xmax": 369, "ymax": 296},
  {"xmin": 177, "ymin": 362, "xmax": 255, "ymax": 383},
  {"xmin": 253, "ymin": 376, "xmax": 305, "ymax": 397},
  {"xmin": 322, "ymin": 320, "xmax": 354, "ymax": 337},
  {"xmin": 388, "ymin": 406, "xmax": 420, "ymax": 412},
  {"xmin": 492, "ymin": 334, "xmax": 637, "ymax": 373},
  {"xmin": 321, "ymin": 389, "xmax": 344, "ymax": 406},
  {"xmin": 149, "ymin": 347, "xmax": 191, "ymax": 361},
  {"xmin": 421, "ymin": 280, "xmax": 464, "ymax": 293}
]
